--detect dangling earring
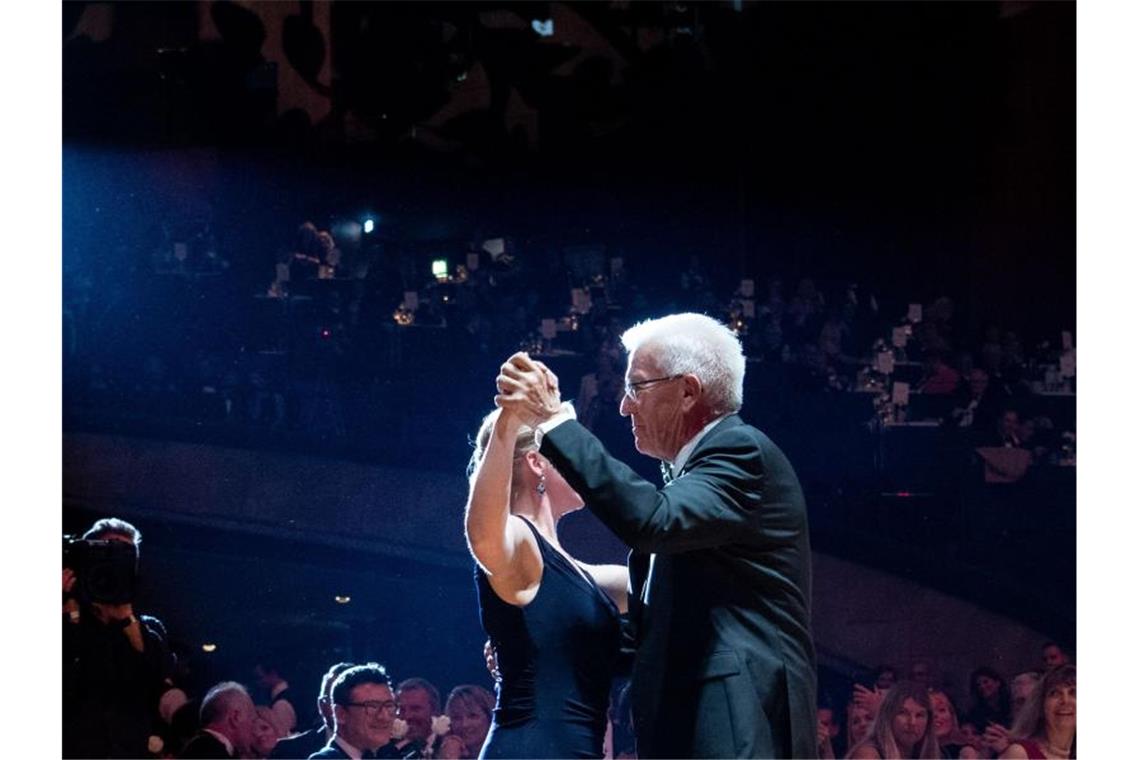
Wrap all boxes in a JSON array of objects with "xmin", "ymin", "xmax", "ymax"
[{"xmin": 536, "ymin": 474, "xmax": 547, "ymax": 495}]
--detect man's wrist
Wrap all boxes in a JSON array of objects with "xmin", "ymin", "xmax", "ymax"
[{"xmin": 534, "ymin": 407, "xmax": 576, "ymax": 448}]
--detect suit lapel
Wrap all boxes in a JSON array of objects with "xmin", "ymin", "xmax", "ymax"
[{"xmin": 674, "ymin": 413, "xmax": 742, "ymax": 479}]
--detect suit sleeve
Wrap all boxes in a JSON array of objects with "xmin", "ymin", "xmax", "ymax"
[{"xmin": 540, "ymin": 420, "xmax": 763, "ymax": 553}]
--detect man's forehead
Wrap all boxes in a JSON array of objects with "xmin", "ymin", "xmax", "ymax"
[
  {"xmin": 625, "ymin": 348, "xmax": 661, "ymax": 377},
  {"xmin": 354, "ymin": 682, "xmax": 392, "ymax": 699}
]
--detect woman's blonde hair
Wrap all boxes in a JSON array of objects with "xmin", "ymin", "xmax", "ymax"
[
  {"xmin": 847, "ymin": 681, "xmax": 941, "ymax": 759},
  {"xmin": 467, "ymin": 403, "xmax": 575, "ymax": 497}
]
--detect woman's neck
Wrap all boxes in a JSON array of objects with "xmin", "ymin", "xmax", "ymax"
[
  {"xmin": 512, "ymin": 498, "xmax": 561, "ymax": 548},
  {"xmin": 1041, "ymin": 725, "xmax": 1074, "ymax": 758}
]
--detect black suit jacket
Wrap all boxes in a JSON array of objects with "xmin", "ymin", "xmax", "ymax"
[
  {"xmin": 541, "ymin": 415, "xmax": 817, "ymax": 759},
  {"xmin": 271, "ymin": 726, "xmax": 329, "ymax": 759},
  {"xmin": 308, "ymin": 739, "xmax": 410, "ymax": 760},
  {"xmin": 308, "ymin": 740, "xmax": 350, "ymax": 759},
  {"xmin": 178, "ymin": 731, "xmax": 234, "ymax": 759}
]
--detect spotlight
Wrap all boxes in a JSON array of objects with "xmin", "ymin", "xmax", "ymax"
[
  {"xmin": 363, "ymin": 218, "xmax": 375, "ymax": 234},
  {"xmin": 431, "ymin": 259, "xmax": 449, "ymax": 282},
  {"xmin": 334, "ymin": 595, "xmax": 351, "ymax": 605},
  {"xmin": 202, "ymin": 643, "xmax": 218, "ymax": 653},
  {"xmin": 531, "ymin": 19, "xmax": 554, "ymax": 37}
]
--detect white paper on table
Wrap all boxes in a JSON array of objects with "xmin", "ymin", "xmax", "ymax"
[
  {"xmin": 467, "ymin": 253, "xmax": 480, "ymax": 271},
  {"xmin": 540, "ymin": 319, "xmax": 557, "ymax": 339},
  {"xmin": 403, "ymin": 290, "xmax": 419, "ymax": 310},
  {"xmin": 1062, "ymin": 331, "xmax": 1073, "ymax": 350},
  {"xmin": 892, "ymin": 381, "xmax": 910, "ymax": 406},
  {"xmin": 908, "ymin": 303, "xmax": 923, "ymax": 323},
  {"xmin": 876, "ymin": 352, "xmax": 895, "ymax": 375},
  {"xmin": 741, "ymin": 299, "xmax": 755, "ymax": 318},
  {"xmin": 892, "ymin": 326, "xmax": 908, "ymax": 348},
  {"xmin": 1059, "ymin": 350, "xmax": 1076, "ymax": 378},
  {"xmin": 740, "ymin": 279, "xmax": 755, "ymax": 298},
  {"xmin": 482, "ymin": 238, "xmax": 505, "ymax": 256}
]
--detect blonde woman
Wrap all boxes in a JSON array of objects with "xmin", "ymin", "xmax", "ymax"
[
  {"xmin": 848, "ymin": 682, "xmax": 941, "ymax": 759},
  {"xmin": 466, "ymin": 402, "xmax": 628, "ymax": 758}
]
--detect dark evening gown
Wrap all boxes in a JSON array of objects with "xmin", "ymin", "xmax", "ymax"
[{"xmin": 475, "ymin": 517, "xmax": 621, "ymax": 759}]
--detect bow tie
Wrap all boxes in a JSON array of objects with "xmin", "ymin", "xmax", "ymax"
[{"xmin": 660, "ymin": 461, "xmax": 674, "ymax": 485}]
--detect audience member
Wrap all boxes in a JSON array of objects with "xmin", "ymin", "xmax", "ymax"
[
  {"xmin": 312, "ymin": 664, "xmax": 407, "ymax": 760},
  {"xmin": 441, "ymin": 685, "xmax": 493, "ymax": 759},
  {"xmin": 908, "ymin": 661, "xmax": 935, "ymax": 689},
  {"xmin": 966, "ymin": 667, "xmax": 1012, "ymax": 733},
  {"xmin": 997, "ymin": 665, "xmax": 1075, "ymax": 760},
  {"xmin": 992, "ymin": 409, "xmax": 1024, "ymax": 449},
  {"xmin": 1041, "ymin": 643, "xmax": 1070, "ymax": 670},
  {"xmin": 874, "ymin": 666, "xmax": 900, "ymax": 691},
  {"xmin": 918, "ymin": 352, "xmax": 961, "ymax": 395},
  {"xmin": 848, "ymin": 702, "xmax": 876, "ymax": 754},
  {"xmin": 929, "ymin": 689, "xmax": 979, "ymax": 759},
  {"xmin": 271, "ymin": 662, "xmax": 355, "ymax": 760},
  {"xmin": 63, "ymin": 517, "xmax": 175, "ymax": 759},
  {"xmin": 847, "ymin": 681, "xmax": 941, "ymax": 759},
  {"xmin": 1010, "ymin": 672, "xmax": 1043, "ymax": 723},
  {"xmin": 254, "ymin": 660, "xmax": 302, "ymax": 736},
  {"xmin": 180, "ymin": 682, "xmax": 258, "ymax": 759},
  {"xmin": 947, "ymin": 369, "xmax": 1008, "ymax": 437},
  {"xmin": 819, "ymin": 705, "xmax": 841, "ymax": 759},
  {"xmin": 394, "ymin": 678, "xmax": 442, "ymax": 756},
  {"xmin": 249, "ymin": 707, "xmax": 282, "ymax": 758},
  {"xmin": 957, "ymin": 722, "xmax": 986, "ymax": 759}
]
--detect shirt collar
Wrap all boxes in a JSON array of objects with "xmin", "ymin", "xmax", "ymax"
[
  {"xmin": 333, "ymin": 735, "xmax": 364, "ymax": 760},
  {"xmin": 669, "ymin": 414, "xmax": 730, "ymax": 473},
  {"xmin": 203, "ymin": 728, "xmax": 235, "ymax": 757}
]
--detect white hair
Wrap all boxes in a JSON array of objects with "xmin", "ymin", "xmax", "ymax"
[{"xmin": 621, "ymin": 313, "xmax": 745, "ymax": 415}]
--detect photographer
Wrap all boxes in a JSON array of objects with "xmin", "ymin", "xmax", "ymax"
[{"xmin": 63, "ymin": 518, "xmax": 174, "ymax": 758}]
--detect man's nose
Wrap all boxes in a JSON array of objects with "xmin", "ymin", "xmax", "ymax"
[{"xmin": 619, "ymin": 393, "xmax": 633, "ymax": 416}]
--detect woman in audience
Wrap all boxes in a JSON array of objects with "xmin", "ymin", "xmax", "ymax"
[
  {"xmin": 246, "ymin": 706, "xmax": 281, "ymax": 758},
  {"xmin": 847, "ymin": 681, "xmax": 941, "ymax": 759},
  {"xmin": 441, "ymin": 685, "xmax": 495, "ymax": 758},
  {"xmin": 848, "ymin": 701, "xmax": 876, "ymax": 752},
  {"xmin": 929, "ymin": 689, "xmax": 979, "ymax": 759},
  {"xmin": 997, "ymin": 665, "xmax": 1075, "ymax": 760},
  {"xmin": 966, "ymin": 667, "xmax": 1012, "ymax": 731}
]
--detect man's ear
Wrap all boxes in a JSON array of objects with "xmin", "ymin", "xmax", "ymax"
[{"xmin": 681, "ymin": 374, "xmax": 703, "ymax": 409}]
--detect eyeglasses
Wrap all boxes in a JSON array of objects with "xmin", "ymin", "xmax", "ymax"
[
  {"xmin": 344, "ymin": 700, "xmax": 398, "ymax": 716},
  {"xmin": 623, "ymin": 374, "xmax": 684, "ymax": 401}
]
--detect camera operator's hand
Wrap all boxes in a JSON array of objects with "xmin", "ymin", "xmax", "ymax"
[
  {"xmin": 92, "ymin": 601, "xmax": 146, "ymax": 653},
  {"xmin": 63, "ymin": 567, "xmax": 80, "ymax": 619}
]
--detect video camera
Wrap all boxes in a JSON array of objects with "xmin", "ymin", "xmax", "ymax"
[{"xmin": 62, "ymin": 535, "xmax": 139, "ymax": 605}]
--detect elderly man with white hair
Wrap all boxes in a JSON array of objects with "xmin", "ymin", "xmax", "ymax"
[
  {"xmin": 496, "ymin": 312, "xmax": 817, "ymax": 759},
  {"xmin": 179, "ymin": 681, "xmax": 258, "ymax": 759}
]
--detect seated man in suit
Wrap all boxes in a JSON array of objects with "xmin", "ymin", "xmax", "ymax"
[
  {"xmin": 496, "ymin": 313, "xmax": 817, "ymax": 758},
  {"xmin": 311, "ymin": 663, "xmax": 409, "ymax": 759},
  {"xmin": 271, "ymin": 662, "xmax": 355, "ymax": 759},
  {"xmin": 180, "ymin": 682, "xmax": 258, "ymax": 759}
]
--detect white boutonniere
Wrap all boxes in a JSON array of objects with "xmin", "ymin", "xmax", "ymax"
[
  {"xmin": 422, "ymin": 715, "xmax": 451, "ymax": 758},
  {"xmin": 391, "ymin": 718, "xmax": 408, "ymax": 741}
]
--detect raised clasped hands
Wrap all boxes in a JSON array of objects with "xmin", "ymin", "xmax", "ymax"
[{"xmin": 495, "ymin": 352, "xmax": 562, "ymax": 428}]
